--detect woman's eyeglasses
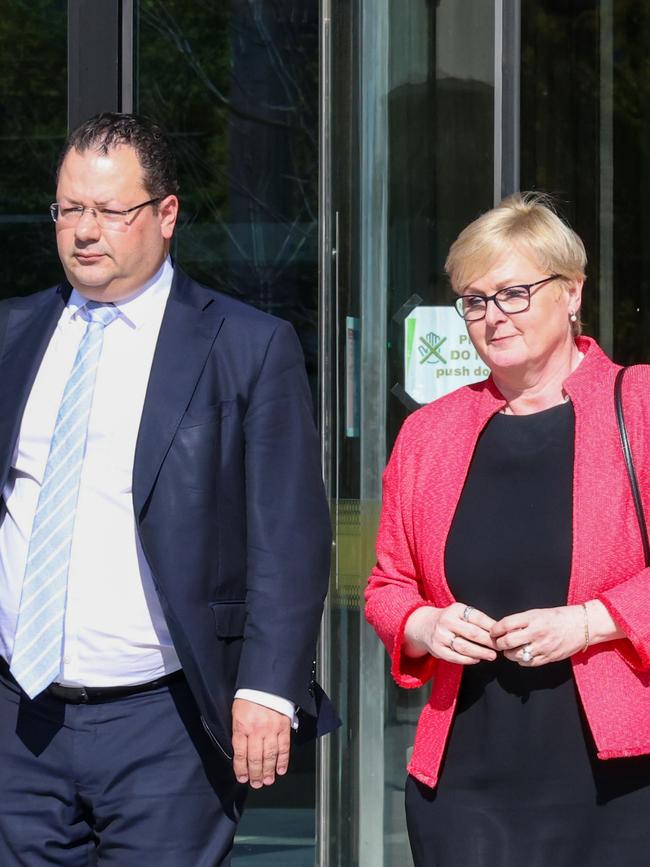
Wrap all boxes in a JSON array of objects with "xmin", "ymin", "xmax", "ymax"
[{"xmin": 454, "ymin": 275, "xmax": 561, "ymax": 322}]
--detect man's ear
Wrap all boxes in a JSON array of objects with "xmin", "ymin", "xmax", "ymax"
[{"xmin": 159, "ymin": 195, "xmax": 179, "ymax": 240}]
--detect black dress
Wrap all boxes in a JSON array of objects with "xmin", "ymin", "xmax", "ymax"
[{"xmin": 405, "ymin": 402, "xmax": 650, "ymax": 867}]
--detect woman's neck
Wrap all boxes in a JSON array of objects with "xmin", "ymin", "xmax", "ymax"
[{"xmin": 493, "ymin": 343, "xmax": 584, "ymax": 415}]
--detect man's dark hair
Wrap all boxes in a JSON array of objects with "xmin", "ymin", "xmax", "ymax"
[{"xmin": 57, "ymin": 113, "xmax": 179, "ymax": 199}]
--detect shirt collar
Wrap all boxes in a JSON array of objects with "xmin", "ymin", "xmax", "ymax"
[{"xmin": 66, "ymin": 256, "xmax": 174, "ymax": 330}]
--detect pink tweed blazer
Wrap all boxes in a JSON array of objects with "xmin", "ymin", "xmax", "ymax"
[{"xmin": 365, "ymin": 337, "xmax": 650, "ymax": 788}]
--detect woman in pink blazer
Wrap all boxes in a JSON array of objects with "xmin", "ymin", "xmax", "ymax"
[{"xmin": 366, "ymin": 193, "xmax": 650, "ymax": 867}]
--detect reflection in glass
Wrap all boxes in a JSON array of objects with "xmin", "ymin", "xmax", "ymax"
[
  {"xmin": 520, "ymin": 0, "xmax": 650, "ymax": 365},
  {"xmin": 0, "ymin": 1, "xmax": 67, "ymax": 299},
  {"xmin": 136, "ymin": 0, "xmax": 320, "ymax": 395}
]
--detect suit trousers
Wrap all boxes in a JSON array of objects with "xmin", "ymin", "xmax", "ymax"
[{"xmin": 0, "ymin": 667, "xmax": 247, "ymax": 866}]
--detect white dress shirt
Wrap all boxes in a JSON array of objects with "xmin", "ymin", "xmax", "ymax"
[{"xmin": 0, "ymin": 258, "xmax": 294, "ymax": 721}]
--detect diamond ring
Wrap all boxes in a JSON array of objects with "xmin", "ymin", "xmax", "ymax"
[
  {"xmin": 462, "ymin": 605, "xmax": 474, "ymax": 622},
  {"xmin": 521, "ymin": 645, "xmax": 533, "ymax": 663}
]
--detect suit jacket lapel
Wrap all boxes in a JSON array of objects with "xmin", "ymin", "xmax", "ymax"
[
  {"xmin": 0, "ymin": 286, "xmax": 68, "ymax": 486},
  {"xmin": 133, "ymin": 269, "xmax": 225, "ymax": 518}
]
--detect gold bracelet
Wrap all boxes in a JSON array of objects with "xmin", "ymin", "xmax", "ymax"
[{"xmin": 581, "ymin": 602, "xmax": 590, "ymax": 652}]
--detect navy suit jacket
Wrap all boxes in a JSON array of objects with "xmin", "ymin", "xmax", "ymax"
[{"xmin": 0, "ymin": 266, "xmax": 336, "ymax": 757}]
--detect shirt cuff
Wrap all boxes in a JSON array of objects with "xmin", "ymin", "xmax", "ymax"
[{"xmin": 235, "ymin": 688, "xmax": 299, "ymax": 729}]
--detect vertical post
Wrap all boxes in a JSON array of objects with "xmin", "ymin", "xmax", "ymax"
[
  {"xmin": 67, "ymin": 0, "xmax": 120, "ymax": 129},
  {"xmin": 599, "ymin": 0, "xmax": 614, "ymax": 356},
  {"xmin": 494, "ymin": 0, "xmax": 503, "ymax": 204},
  {"xmin": 67, "ymin": 0, "xmax": 133, "ymax": 130},
  {"xmin": 121, "ymin": 0, "xmax": 134, "ymax": 113},
  {"xmin": 502, "ymin": 0, "xmax": 521, "ymax": 198},
  {"xmin": 317, "ymin": 1, "xmax": 334, "ymax": 863},
  {"xmin": 358, "ymin": 0, "xmax": 389, "ymax": 863},
  {"xmin": 494, "ymin": 0, "xmax": 521, "ymax": 204}
]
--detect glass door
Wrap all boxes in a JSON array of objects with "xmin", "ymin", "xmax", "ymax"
[{"xmin": 322, "ymin": 2, "xmax": 495, "ymax": 864}]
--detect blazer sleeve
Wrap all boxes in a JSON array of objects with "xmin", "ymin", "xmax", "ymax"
[
  {"xmin": 595, "ymin": 365, "xmax": 650, "ymax": 671},
  {"xmin": 235, "ymin": 320, "xmax": 332, "ymax": 716},
  {"xmin": 365, "ymin": 422, "xmax": 438, "ymax": 688},
  {"xmin": 597, "ymin": 568, "xmax": 650, "ymax": 670}
]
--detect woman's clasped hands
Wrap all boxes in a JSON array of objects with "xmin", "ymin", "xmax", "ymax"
[
  {"xmin": 403, "ymin": 603, "xmax": 498, "ymax": 664},
  {"xmin": 491, "ymin": 605, "xmax": 587, "ymax": 666},
  {"xmin": 403, "ymin": 602, "xmax": 589, "ymax": 667}
]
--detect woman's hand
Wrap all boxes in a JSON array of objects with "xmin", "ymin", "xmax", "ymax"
[
  {"xmin": 403, "ymin": 603, "xmax": 498, "ymax": 665},
  {"xmin": 491, "ymin": 605, "xmax": 585, "ymax": 666}
]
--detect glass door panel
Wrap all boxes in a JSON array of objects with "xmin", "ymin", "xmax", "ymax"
[
  {"xmin": 521, "ymin": 0, "xmax": 650, "ymax": 365},
  {"xmin": 0, "ymin": 1, "xmax": 67, "ymax": 299},
  {"xmin": 135, "ymin": 0, "xmax": 320, "ymax": 401}
]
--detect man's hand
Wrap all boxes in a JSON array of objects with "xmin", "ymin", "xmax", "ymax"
[{"xmin": 231, "ymin": 698, "xmax": 291, "ymax": 788}]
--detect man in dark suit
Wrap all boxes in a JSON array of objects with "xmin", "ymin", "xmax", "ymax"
[{"xmin": 0, "ymin": 113, "xmax": 334, "ymax": 865}]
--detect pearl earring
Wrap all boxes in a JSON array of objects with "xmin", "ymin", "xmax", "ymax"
[{"xmin": 570, "ymin": 312, "xmax": 577, "ymax": 322}]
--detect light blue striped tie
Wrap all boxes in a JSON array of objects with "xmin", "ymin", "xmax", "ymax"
[{"xmin": 10, "ymin": 301, "xmax": 119, "ymax": 698}]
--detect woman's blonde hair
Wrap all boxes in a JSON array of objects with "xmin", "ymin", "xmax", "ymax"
[{"xmin": 445, "ymin": 191, "xmax": 587, "ymax": 298}]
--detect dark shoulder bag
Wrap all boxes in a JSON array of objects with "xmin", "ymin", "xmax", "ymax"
[{"xmin": 614, "ymin": 366, "xmax": 650, "ymax": 567}]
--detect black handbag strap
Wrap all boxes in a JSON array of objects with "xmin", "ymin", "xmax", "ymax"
[{"xmin": 614, "ymin": 366, "xmax": 650, "ymax": 567}]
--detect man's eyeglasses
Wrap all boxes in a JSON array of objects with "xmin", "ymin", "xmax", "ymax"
[
  {"xmin": 454, "ymin": 275, "xmax": 561, "ymax": 322},
  {"xmin": 49, "ymin": 198, "xmax": 161, "ymax": 232}
]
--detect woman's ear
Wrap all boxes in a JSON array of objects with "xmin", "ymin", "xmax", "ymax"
[{"xmin": 566, "ymin": 276, "xmax": 584, "ymax": 316}]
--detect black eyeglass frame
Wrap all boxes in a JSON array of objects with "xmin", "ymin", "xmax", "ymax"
[
  {"xmin": 454, "ymin": 275, "xmax": 562, "ymax": 321},
  {"xmin": 49, "ymin": 197, "xmax": 162, "ymax": 224}
]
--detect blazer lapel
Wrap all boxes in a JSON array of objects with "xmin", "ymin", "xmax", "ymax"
[
  {"xmin": 0, "ymin": 287, "xmax": 68, "ymax": 486},
  {"xmin": 133, "ymin": 270, "xmax": 225, "ymax": 518}
]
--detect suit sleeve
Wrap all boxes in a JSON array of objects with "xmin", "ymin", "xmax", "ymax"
[
  {"xmin": 365, "ymin": 423, "xmax": 438, "ymax": 688},
  {"xmin": 235, "ymin": 320, "xmax": 331, "ymax": 717}
]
